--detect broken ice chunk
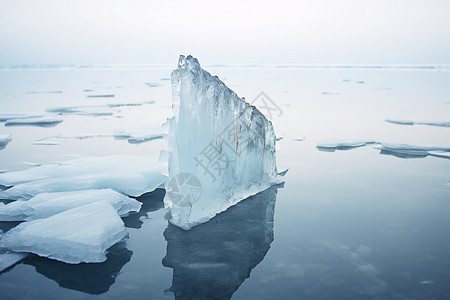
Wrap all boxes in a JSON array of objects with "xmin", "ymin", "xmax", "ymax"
[
  {"xmin": 5, "ymin": 116, "xmax": 63, "ymax": 127},
  {"xmin": 0, "ymin": 251, "xmax": 28, "ymax": 272},
  {"xmin": 164, "ymin": 55, "xmax": 278, "ymax": 230},
  {"xmin": 0, "ymin": 134, "xmax": 12, "ymax": 150},
  {"xmin": 0, "ymin": 155, "xmax": 168, "ymax": 200},
  {"xmin": 0, "ymin": 201, "xmax": 127, "ymax": 264},
  {"xmin": 0, "ymin": 189, "xmax": 142, "ymax": 221}
]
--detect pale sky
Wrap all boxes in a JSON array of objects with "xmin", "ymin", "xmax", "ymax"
[{"xmin": 0, "ymin": 0, "xmax": 449, "ymax": 65}]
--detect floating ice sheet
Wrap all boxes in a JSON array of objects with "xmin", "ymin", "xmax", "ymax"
[
  {"xmin": 0, "ymin": 201, "xmax": 127, "ymax": 263},
  {"xmin": 164, "ymin": 55, "xmax": 278, "ymax": 230},
  {"xmin": 5, "ymin": 117, "xmax": 63, "ymax": 127},
  {"xmin": 317, "ymin": 139, "xmax": 378, "ymax": 151},
  {"xmin": 377, "ymin": 143, "xmax": 450, "ymax": 159},
  {"xmin": 0, "ymin": 189, "xmax": 142, "ymax": 221},
  {"xmin": 0, "ymin": 134, "xmax": 12, "ymax": 150},
  {"xmin": 46, "ymin": 102, "xmax": 154, "ymax": 117},
  {"xmin": 0, "ymin": 114, "xmax": 43, "ymax": 122},
  {"xmin": 0, "ymin": 251, "xmax": 28, "ymax": 272},
  {"xmin": 46, "ymin": 105, "xmax": 118, "ymax": 116},
  {"xmin": 0, "ymin": 155, "xmax": 168, "ymax": 200},
  {"xmin": 386, "ymin": 119, "xmax": 450, "ymax": 128}
]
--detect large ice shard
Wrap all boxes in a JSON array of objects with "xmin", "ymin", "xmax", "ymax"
[
  {"xmin": 0, "ymin": 201, "xmax": 127, "ymax": 264},
  {"xmin": 164, "ymin": 55, "xmax": 277, "ymax": 229},
  {"xmin": 0, "ymin": 189, "xmax": 142, "ymax": 221}
]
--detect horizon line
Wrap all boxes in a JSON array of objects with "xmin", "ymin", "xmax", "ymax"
[{"xmin": 0, "ymin": 63, "xmax": 449, "ymax": 71}]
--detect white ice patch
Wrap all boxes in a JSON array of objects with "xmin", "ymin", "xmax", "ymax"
[
  {"xmin": 5, "ymin": 116, "xmax": 63, "ymax": 127},
  {"xmin": 0, "ymin": 189, "xmax": 142, "ymax": 221},
  {"xmin": 0, "ymin": 201, "xmax": 127, "ymax": 264},
  {"xmin": 386, "ymin": 119, "xmax": 450, "ymax": 128},
  {"xmin": 164, "ymin": 55, "xmax": 278, "ymax": 230},
  {"xmin": 0, "ymin": 155, "xmax": 168, "ymax": 200},
  {"xmin": 0, "ymin": 134, "xmax": 12, "ymax": 150}
]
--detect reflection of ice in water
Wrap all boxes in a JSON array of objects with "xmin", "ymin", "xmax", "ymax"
[
  {"xmin": 23, "ymin": 241, "xmax": 132, "ymax": 295},
  {"xmin": 163, "ymin": 185, "xmax": 280, "ymax": 300}
]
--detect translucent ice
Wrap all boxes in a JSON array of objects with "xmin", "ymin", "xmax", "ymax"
[
  {"xmin": 0, "ymin": 134, "xmax": 12, "ymax": 150},
  {"xmin": 0, "ymin": 201, "xmax": 127, "ymax": 263},
  {"xmin": 0, "ymin": 155, "xmax": 167, "ymax": 200},
  {"xmin": 0, "ymin": 189, "xmax": 142, "ymax": 221},
  {"xmin": 164, "ymin": 55, "xmax": 277, "ymax": 230},
  {"xmin": 0, "ymin": 251, "xmax": 28, "ymax": 272}
]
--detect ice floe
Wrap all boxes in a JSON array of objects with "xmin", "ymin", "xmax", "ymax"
[
  {"xmin": 0, "ymin": 134, "xmax": 12, "ymax": 150},
  {"xmin": 317, "ymin": 139, "xmax": 378, "ymax": 151},
  {"xmin": 5, "ymin": 116, "xmax": 63, "ymax": 127},
  {"xmin": 46, "ymin": 105, "xmax": 118, "ymax": 117},
  {"xmin": 0, "ymin": 114, "xmax": 43, "ymax": 122},
  {"xmin": 0, "ymin": 189, "xmax": 141, "ymax": 221},
  {"xmin": 0, "ymin": 201, "xmax": 127, "ymax": 263},
  {"xmin": 378, "ymin": 143, "xmax": 450, "ymax": 158},
  {"xmin": 0, "ymin": 155, "xmax": 168, "ymax": 200},
  {"xmin": 0, "ymin": 250, "xmax": 28, "ymax": 272},
  {"xmin": 164, "ymin": 55, "xmax": 278, "ymax": 230},
  {"xmin": 386, "ymin": 119, "xmax": 450, "ymax": 128},
  {"xmin": 86, "ymin": 94, "xmax": 115, "ymax": 98}
]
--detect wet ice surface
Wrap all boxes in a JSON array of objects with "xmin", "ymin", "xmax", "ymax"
[{"xmin": 0, "ymin": 66, "xmax": 449, "ymax": 299}]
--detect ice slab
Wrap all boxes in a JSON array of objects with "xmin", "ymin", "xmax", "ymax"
[
  {"xmin": 0, "ymin": 114, "xmax": 43, "ymax": 122},
  {"xmin": 379, "ymin": 143, "xmax": 450, "ymax": 158},
  {"xmin": 317, "ymin": 139, "xmax": 378, "ymax": 151},
  {"xmin": 0, "ymin": 134, "xmax": 12, "ymax": 150},
  {"xmin": 386, "ymin": 119, "xmax": 450, "ymax": 128},
  {"xmin": 0, "ymin": 155, "xmax": 168, "ymax": 200},
  {"xmin": 164, "ymin": 55, "xmax": 278, "ymax": 230},
  {"xmin": 5, "ymin": 116, "xmax": 63, "ymax": 127},
  {"xmin": 0, "ymin": 201, "xmax": 127, "ymax": 263},
  {"xmin": 0, "ymin": 189, "xmax": 142, "ymax": 221},
  {"xmin": 0, "ymin": 250, "xmax": 28, "ymax": 272}
]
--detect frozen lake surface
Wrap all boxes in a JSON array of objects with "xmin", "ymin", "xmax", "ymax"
[{"xmin": 0, "ymin": 65, "xmax": 449, "ymax": 299}]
